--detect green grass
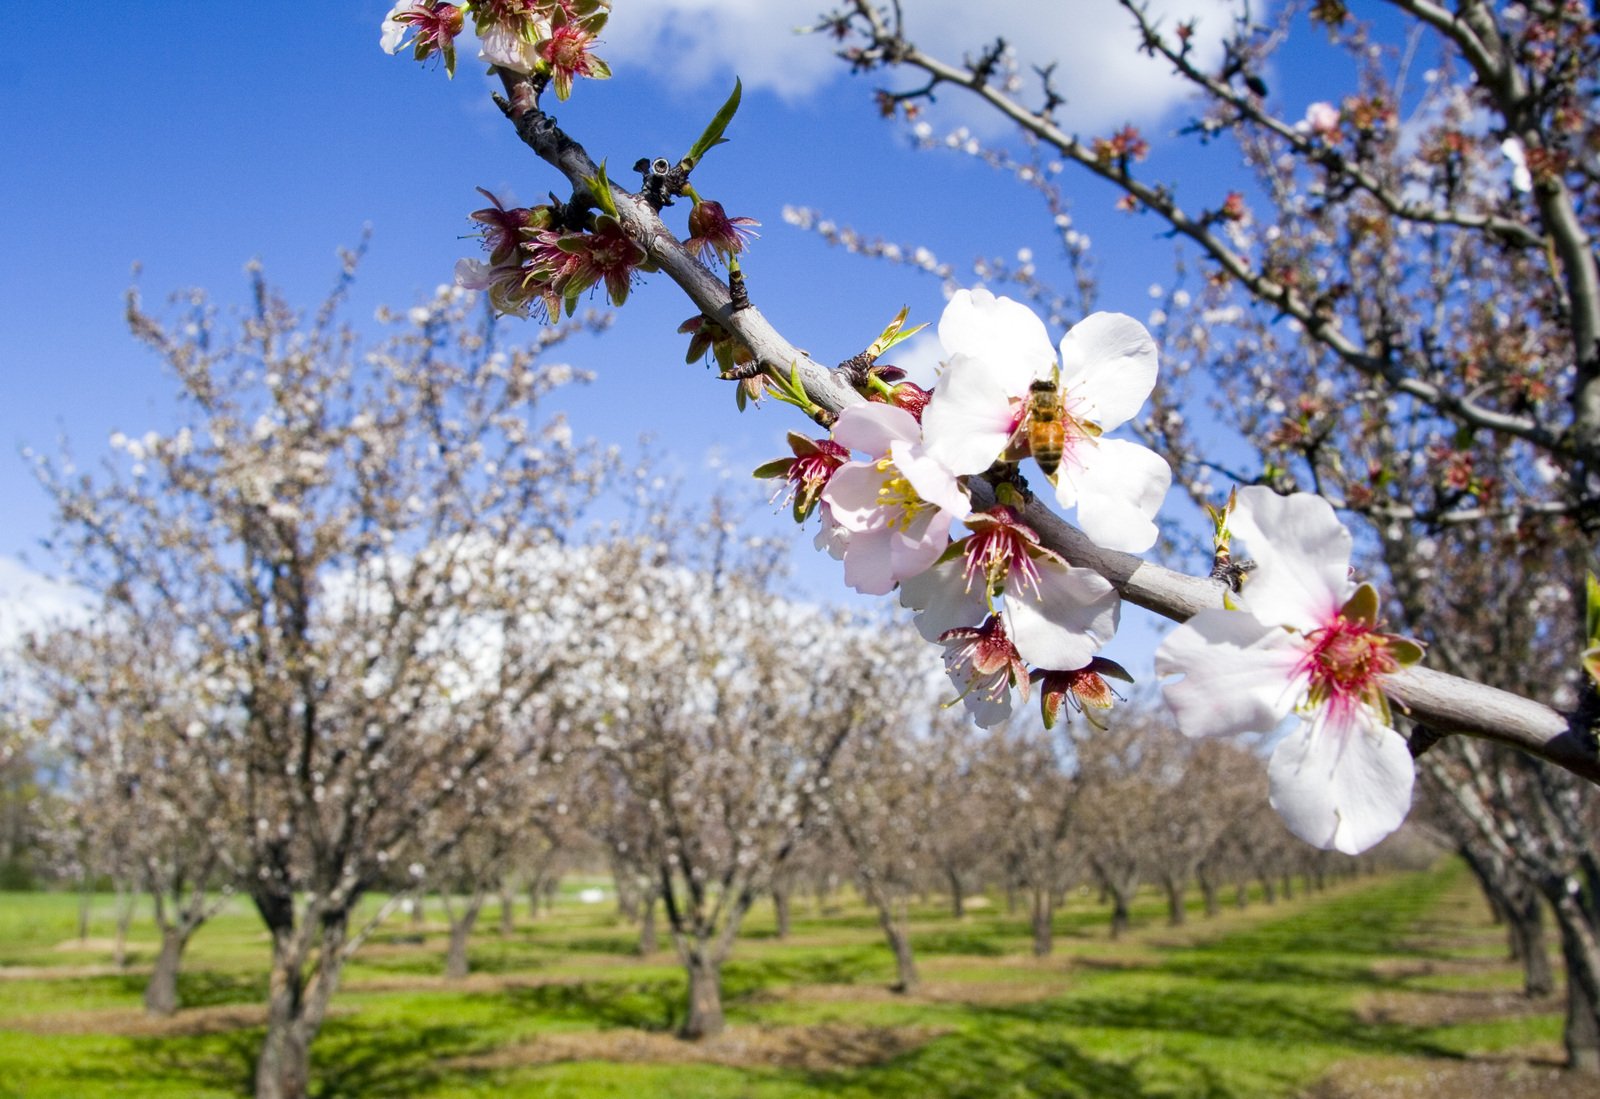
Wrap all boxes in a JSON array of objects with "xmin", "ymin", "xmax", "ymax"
[{"xmin": 0, "ymin": 864, "xmax": 1568, "ymax": 1098}]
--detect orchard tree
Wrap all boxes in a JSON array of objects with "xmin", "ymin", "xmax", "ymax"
[
  {"xmin": 565, "ymin": 504, "xmax": 919, "ymax": 1038},
  {"xmin": 34, "ymin": 262, "xmax": 606, "ymax": 1099},
  {"xmin": 25, "ymin": 617, "xmax": 242, "ymax": 1015},
  {"xmin": 822, "ymin": 712, "xmax": 947, "ymax": 993}
]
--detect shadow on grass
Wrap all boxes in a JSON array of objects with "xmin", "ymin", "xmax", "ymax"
[
  {"xmin": 496, "ymin": 978, "xmax": 684, "ymax": 1032},
  {"xmin": 131, "ymin": 1015, "xmax": 501, "ymax": 1098}
]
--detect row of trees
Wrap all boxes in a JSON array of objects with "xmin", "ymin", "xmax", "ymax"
[{"xmin": 2, "ymin": 263, "xmax": 1413, "ymax": 1091}]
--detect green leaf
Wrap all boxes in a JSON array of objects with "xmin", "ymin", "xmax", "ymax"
[
  {"xmin": 751, "ymin": 458, "xmax": 792, "ymax": 480},
  {"xmin": 582, "ymin": 161, "xmax": 620, "ymax": 219},
  {"xmin": 1583, "ymin": 646, "xmax": 1600, "ymax": 687},
  {"xmin": 1387, "ymin": 637, "xmax": 1425, "ymax": 666},
  {"xmin": 1586, "ymin": 571, "xmax": 1600, "ymax": 645},
  {"xmin": 864, "ymin": 306, "xmax": 928, "ymax": 361},
  {"xmin": 1340, "ymin": 582, "xmax": 1380, "ymax": 627},
  {"xmin": 684, "ymin": 79, "xmax": 743, "ymax": 169}
]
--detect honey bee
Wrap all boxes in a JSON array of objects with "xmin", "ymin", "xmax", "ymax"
[{"xmin": 1023, "ymin": 376, "xmax": 1067, "ymax": 482}]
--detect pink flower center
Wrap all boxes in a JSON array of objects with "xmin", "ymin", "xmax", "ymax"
[
  {"xmin": 543, "ymin": 25, "xmax": 594, "ymax": 73},
  {"xmin": 961, "ymin": 522, "xmax": 1041, "ymax": 598},
  {"xmin": 939, "ymin": 616, "xmax": 1025, "ymax": 703},
  {"xmin": 1300, "ymin": 617, "xmax": 1399, "ymax": 717}
]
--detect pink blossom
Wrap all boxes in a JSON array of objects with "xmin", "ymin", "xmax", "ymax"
[{"xmin": 820, "ymin": 404, "xmax": 969, "ymax": 596}]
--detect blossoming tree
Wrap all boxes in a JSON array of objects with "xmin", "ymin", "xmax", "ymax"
[{"xmin": 34, "ymin": 262, "xmax": 609, "ymax": 1099}]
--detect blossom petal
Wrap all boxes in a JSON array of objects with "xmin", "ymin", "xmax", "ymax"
[
  {"xmin": 1230, "ymin": 486, "xmax": 1352, "ymax": 633},
  {"xmin": 1154, "ymin": 608, "xmax": 1305, "ymax": 739},
  {"xmin": 832, "ymin": 402, "xmax": 918, "ymax": 456},
  {"xmin": 899, "ymin": 558, "xmax": 987, "ymax": 642},
  {"xmin": 921, "ymin": 355, "xmax": 1021, "ymax": 475},
  {"xmin": 821, "ymin": 462, "xmax": 889, "ymax": 532},
  {"xmin": 1057, "ymin": 312, "xmax": 1158, "ymax": 432},
  {"xmin": 937, "ymin": 288, "xmax": 1056, "ymax": 395},
  {"xmin": 957, "ymin": 688, "xmax": 1014, "ymax": 729},
  {"xmin": 1267, "ymin": 706, "xmax": 1415, "ymax": 855},
  {"xmin": 891, "ymin": 440, "xmax": 970, "ymax": 520},
  {"xmin": 840, "ymin": 527, "xmax": 898, "ymax": 595},
  {"xmin": 888, "ymin": 508, "xmax": 954, "ymax": 584},
  {"xmin": 1060, "ymin": 437, "xmax": 1171, "ymax": 553},
  {"xmin": 1003, "ymin": 560, "xmax": 1120, "ymax": 670}
]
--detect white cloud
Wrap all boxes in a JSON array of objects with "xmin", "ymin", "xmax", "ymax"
[
  {"xmin": 0, "ymin": 558, "xmax": 88, "ymax": 650},
  {"xmin": 606, "ymin": 0, "xmax": 1246, "ymax": 130}
]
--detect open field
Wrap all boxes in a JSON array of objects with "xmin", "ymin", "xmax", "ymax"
[{"xmin": 0, "ymin": 864, "xmax": 1584, "ymax": 1098}]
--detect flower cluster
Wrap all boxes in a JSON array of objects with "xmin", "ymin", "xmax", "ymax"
[
  {"xmin": 382, "ymin": 0, "xmax": 612, "ymax": 96},
  {"xmin": 452, "ymin": 189, "xmax": 651, "ymax": 320},
  {"xmin": 1154, "ymin": 487, "xmax": 1423, "ymax": 855},
  {"xmin": 759, "ymin": 289, "xmax": 1165, "ymax": 729}
]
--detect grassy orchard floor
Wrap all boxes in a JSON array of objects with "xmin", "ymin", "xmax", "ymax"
[{"xmin": 0, "ymin": 866, "xmax": 1582, "ymax": 1098}]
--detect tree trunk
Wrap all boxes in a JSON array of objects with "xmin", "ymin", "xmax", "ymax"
[
  {"xmin": 143, "ymin": 926, "xmax": 188, "ymax": 1016},
  {"xmin": 887, "ymin": 921, "xmax": 919, "ymax": 994},
  {"xmin": 1197, "ymin": 864, "xmax": 1220, "ymax": 918},
  {"xmin": 945, "ymin": 866, "xmax": 966, "ymax": 919},
  {"xmin": 113, "ymin": 879, "xmax": 135, "ymax": 968},
  {"xmin": 773, "ymin": 886, "xmax": 791, "ymax": 941},
  {"xmin": 680, "ymin": 950, "xmax": 725, "ymax": 1040},
  {"xmin": 1109, "ymin": 890, "xmax": 1131, "ymax": 939},
  {"xmin": 1550, "ymin": 888, "xmax": 1600, "ymax": 1074},
  {"xmin": 1164, "ymin": 876, "xmax": 1187, "ymax": 927},
  {"xmin": 498, "ymin": 881, "xmax": 517, "ymax": 936},
  {"xmin": 1235, "ymin": 881, "xmax": 1248, "ymax": 909},
  {"xmin": 77, "ymin": 881, "xmax": 92, "ymax": 943},
  {"xmin": 444, "ymin": 895, "xmax": 484, "ymax": 980},
  {"xmin": 1030, "ymin": 886, "xmax": 1054, "ymax": 957},
  {"xmin": 1508, "ymin": 889, "xmax": 1555, "ymax": 998},
  {"xmin": 254, "ymin": 911, "xmax": 349, "ymax": 1099},
  {"xmin": 638, "ymin": 894, "xmax": 658, "ymax": 956},
  {"xmin": 1281, "ymin": 872, "xmax": 1294, "ymax": 900}
]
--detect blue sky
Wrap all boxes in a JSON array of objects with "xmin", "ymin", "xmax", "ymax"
[{"xmin": 2, "ymin": 0, "xmax": 1336, "ymax": 669}]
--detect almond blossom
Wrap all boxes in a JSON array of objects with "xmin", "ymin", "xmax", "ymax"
[
  {"xmin": 898, "ymin": 506, "xmax": 1121, "ymax": 727},
  {"xmin": 1153, "ymin": 487, "xmax": 1422, "ymax": 855},
  {"xmin": 920, "ymin": 289, "xmax": 1171, "ymax": 552},
  {"xmin": 820, "ymin": 403, "xmax": 969, "ymax": 596}
]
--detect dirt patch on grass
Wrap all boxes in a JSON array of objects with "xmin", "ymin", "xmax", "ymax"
[
  {"xmin": 4, "ymin": 1003, "xmax": 270, "ymax": 1037},
  {"xmin": 769, "ymin": 978, "xmax": 1065, "ymax": 1007},
  {"xmin": 1357, "ymin": 986, "xmax": 1560, "ymax": 1028},
  {"xmin": 0, "ymin": 964, "xmax": 138, "ymax": 981},
  {"xmin": 451, "ymin": 1022, "xmax": 944, "ymax": 1073},
  {"xmin": 1302, "ymin": 1054, "xmax": 1584, "ymax": 1099}
]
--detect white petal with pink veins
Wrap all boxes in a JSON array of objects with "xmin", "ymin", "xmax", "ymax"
[
  {"xmin": 1267, "ymin": 705, "xmax": 1415, "ymax": 855},
  {"xmin": 1155, "ymin": 608, "xmax": 1306, "ymax": 739},
  {"xmin": 921, "ymin": 355, "xmax": 1022, "ymax": 476},
  {"xmin": 1003, "ymin": 560, "xmax": 1120, "ymax": 671},
  {"xmin": 1229, "ymin": 486, "xmax": 1353, "ymax": 633},
  {"xmin": 899, "ymin": 558, "xmax": 987, "ymax": 643},
  {"xmin": 1057, "ymin": 312, "xmax": 1159, "ymax": 431},
  {"xmin": 937, "ymin": 288, "xmax": 1056, "ymax": 395},
  {"xmin": 1060, "ymin": 437, "xmax": 1170, "ymax": 553},
  {"xmin": 891, "ymin": 439, "xmax": 971, "ymax": 520},
  {"xmin": 821, "ymin": 463, "xmax": 892, "ymax": 532},
  {"xmin": 840, "ymin": 527, "xmax": 899, "ymax": 595},
  {"xmin": 831, "ymin": 402, "xmax": 919, "ymax": 457},
  {"xmin": 888, "ymin": 508, "xmax": 954, "ymax": 585}
]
